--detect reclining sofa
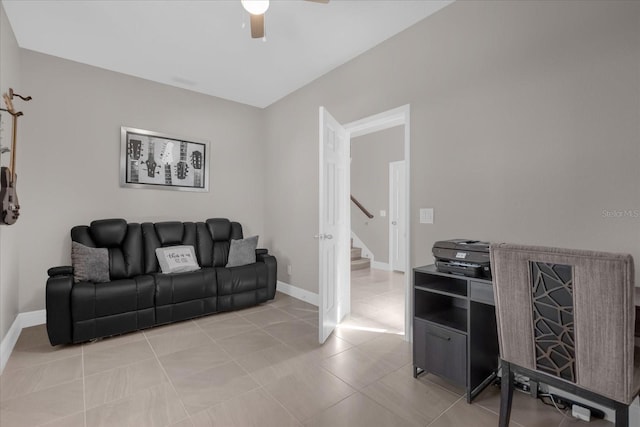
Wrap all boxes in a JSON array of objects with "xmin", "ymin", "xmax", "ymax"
[{"xmin": 46, "ymin": 218, "xmax": 277, "ymax": 345}]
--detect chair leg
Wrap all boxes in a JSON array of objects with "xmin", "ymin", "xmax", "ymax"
[
  {"xmin": 499, "ymin": 360, "xmax": 514, "ymax": 427},
  {"xmin": 615, "ymin": 404, "xmax": 628, "ymax": 427}
]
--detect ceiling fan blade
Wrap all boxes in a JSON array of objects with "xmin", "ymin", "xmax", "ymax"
[{"xmin": 250, "ymin": 13, "xmax": 265, "ymax": 38}]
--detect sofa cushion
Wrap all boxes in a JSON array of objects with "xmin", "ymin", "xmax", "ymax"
[
  {"xmin": 217, "ymin": 262, "xmax": 267, "ymax": 296},
  {"xmin": 154, "ymin": 268, "xmax": 217, "ymax": 306},
  {"xmin": 156, "ymin": 245, "xmax": 200, "ymax": 274},
  {"xmin": 153, "ymin": 268, "xmax": 217, "ymax": 324},
  {"xmin": 71, "ymin": 242, "xmax": 109, "ymax": 283},
  {"xmin": 206, "ymin": 218, "xmax": 244, "ymax": 267},
  {"xmin": 71, "ymin": 275, "xmax": 155, "ymax": 321},
  {"xmin": 142, "ymin": 222, "xmax": 213, "ymax": 273},
  {"xmin": 226, "ymin": 236, "xmax": 258, "ymax": 267},
  {"xmin": 71, "ymin": 219, "xmax": 144, "ymax": 280}
]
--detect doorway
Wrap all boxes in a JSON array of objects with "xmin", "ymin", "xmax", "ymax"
[{"xmin": 318, "ymin": 105, "xmax": 411, "ymax": 342}]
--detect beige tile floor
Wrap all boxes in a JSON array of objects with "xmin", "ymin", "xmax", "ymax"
[{"xmin": 0, "ymin": 269, "xmax": 610, "ymax": 426}]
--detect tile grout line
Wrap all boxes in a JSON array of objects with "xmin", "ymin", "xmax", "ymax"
[
  {"xmin": 425, "ymin": 395, "xmax": 465, "ymax": 427},
  {"xmin": 189, "ymin": 318, "xmax": 275, "ymax": 421},
  {"xmin": 473, "ymin": 398, "xmax": 528, "ymax": 427},
  {"xmin": 143, "ymin": 325, "xmax": 192, "ymax": 425},
  {"xmin": 199, "ymin": 300, "xmax": 322, "ymax": 425}
]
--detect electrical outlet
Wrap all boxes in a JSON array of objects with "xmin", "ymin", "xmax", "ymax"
[
  {"xmin": 572, "ymin": 405, "xmax": 591, "ymax": 422},
  {"xmin": 287, "ymin": 264, "xmax": 292, "ymax": 275}
]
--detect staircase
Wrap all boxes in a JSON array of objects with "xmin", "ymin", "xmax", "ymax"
[{"xmin": 351, "ymin": 239, "xmax": 370, "ymax": 271}]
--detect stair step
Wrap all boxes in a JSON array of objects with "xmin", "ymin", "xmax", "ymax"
[
  {"xmin": 351, "ymin": 247, "xmax": 362, "ymax": 260},
  {"xmin": 351, "ymin": 257, "xmax": 370, "ymax": 271}
]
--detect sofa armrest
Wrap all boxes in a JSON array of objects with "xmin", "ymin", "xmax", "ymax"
[
  {"xmin": 48, "ymin": 265, "xmax": 73, "ymax": 277},
  {"xmin": 256, "ymin": 252, "xmax": 277, "ymax": 300},
  {"xmin": 255, "ymin": 248, "xmax": 268, "ymax": 257},
  {"xmin": 46, "ymin": 274, "xmax": 74, "ymax": 345}
]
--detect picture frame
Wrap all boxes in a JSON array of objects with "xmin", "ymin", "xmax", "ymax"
[{"xmin": 120, "ymin": 126, "xmax": 210, "ymax": 192}]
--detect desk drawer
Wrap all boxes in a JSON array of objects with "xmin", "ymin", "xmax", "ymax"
[
  {"xmin": 414, "ymin": 319, "xmax": 466, "ymax": 386},
  {"xmin": 470, "ymin": 280, "xmax": 494, "ymax": 306}
]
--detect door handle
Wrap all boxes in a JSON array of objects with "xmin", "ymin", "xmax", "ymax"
[
  {"xmin": 427, "ymin": 331, "xmax": 451, "ymax": 341},
  {"xmin": 391, "ymin": 221, "xmax": 397, "ymax": 225},
  {"xmin": 313, "ymin": 234, "xmax": 333, "ymax": 240}
]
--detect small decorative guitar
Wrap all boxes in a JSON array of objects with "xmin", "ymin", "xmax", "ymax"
[
  {"xmin": 127, "ymin": 139, "xmax": 142, "ymax": 183},
  {"xmin": 176, "ymin": 141, "xmax": 189, "ymax": 180},
  {"xmin": 161, "ymin": 141, "xmax": 175, "ymax": 185},
  {"xmin": 191, "ymin": 150, "xmax": 203, "ymax": 188},
  {"xmin": 1, "ymin": 88, "xmax": 32, "ymax": 225},
  {"xmin": 144, "ymin": 138, "xmax": 160, "ymax": 178}
]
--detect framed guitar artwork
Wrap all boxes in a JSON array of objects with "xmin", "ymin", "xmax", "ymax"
[{"xmin": 120, "ymin": 127, "xmax": 210, "ymax": 192}]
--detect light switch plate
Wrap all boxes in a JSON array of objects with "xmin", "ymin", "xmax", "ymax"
[
  {"xmin": 380, "ymin": 210, "xmax": 386, "ymax": 217},
  {"xmin": 420, "ymin": 208, "xmax": 434, "ymax": 224}
]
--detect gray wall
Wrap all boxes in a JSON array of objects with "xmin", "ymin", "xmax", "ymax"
[
  {"xmin": 351, "ymin": 126, "xmax": 404, "ymax": 264},
  {"xmin": 17, "ymin": 51, "xmax": 266, "ymax": 312},
  {"xmin": 0, "ymin": 3, "xmax": 22, "ymax": 342},
  {"xmin": 263, "ymin": 0, "xmax": 640, "ymax": 294}
]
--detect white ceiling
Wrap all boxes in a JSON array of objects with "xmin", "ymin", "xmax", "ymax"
[{"xmin": 3, "ymin": 0, "xmax": 453, "ymax": 108}]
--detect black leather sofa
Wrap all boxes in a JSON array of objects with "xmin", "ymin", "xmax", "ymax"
[{"xmin": 46, "ymin": 218, "xmax": 277, "ymax": 345}]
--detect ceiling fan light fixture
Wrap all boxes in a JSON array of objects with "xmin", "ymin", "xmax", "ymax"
[{"xmin": 241, "ymin": 0, "xmax": 269, "ymax": 15}]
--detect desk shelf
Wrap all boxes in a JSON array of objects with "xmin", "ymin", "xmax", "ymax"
[{"xmin": 417, "ymin": 307, "xmax": 468, "ymax": 334}]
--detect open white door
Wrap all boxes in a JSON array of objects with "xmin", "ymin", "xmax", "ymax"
[
  {"xmin": 389, "ymin": 160, "xmax": 406, "ymax": 272},
  {"xmin": 318, "ymin": 107, "xmax": 350, "ymax": 344}
]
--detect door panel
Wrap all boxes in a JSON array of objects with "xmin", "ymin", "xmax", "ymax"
[
  {"xmin": 390, "ymin": 161, "xmax": 406, "ymax": 272},
  {"xmin": 319, "ymin": 107, "xmax": 349, "ymax": 344}
]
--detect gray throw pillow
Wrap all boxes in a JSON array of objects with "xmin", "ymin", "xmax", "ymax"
[
  {"xmin": 226, "ymin": 235, "xmax": 259, "ymax": 268},
  {"xmin": 71, "ymin": 241, "xmax": 110, "ymax": 283},
  {"xmin": 155, "ymin": 245, "xmax": 201, "ymax": 274}
]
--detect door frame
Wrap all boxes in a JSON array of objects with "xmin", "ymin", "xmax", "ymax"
[
  {"xmin": 389, "ymin": 160, "xmax": 406, "ymax": 273},
  {"xmin": 344, "ymin": 104, "xmax": 411, "ymax": 340}
]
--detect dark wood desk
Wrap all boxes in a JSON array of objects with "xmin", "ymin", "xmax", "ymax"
[
  {"xmin": 412, "ymin": 265, "xmax": 498, "ymax": 403},
  {"xmin": 413, "ymin": 267, "xmax": 640, "ymax": 402}
]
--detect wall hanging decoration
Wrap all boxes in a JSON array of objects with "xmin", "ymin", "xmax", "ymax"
[
  {"xmin": 120, "ymin": 127, "xmax": 210, "ymax": 192},
  {"xmin": 1, "ymin": 88, "xmax": 32, "ymax": 225}
]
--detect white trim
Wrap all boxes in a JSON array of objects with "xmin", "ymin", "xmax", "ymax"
[
  {"xmin": 350, "ymin": 232, "xmax": 374, "ymax": 263},
  {"xmin": 20, "ymin": 309, "xmax": 46, "ymax": 328},
  {"xmin": 345, "ymin": 105, "xmax": 407, "ymax": 138},
  {"xmin": 344, "ymin": 104, "xmax": 411, "ymax": 342},
  {"xmin": 0, "ymin": 309, "xmax": 47, "ymax": 374},
  {"xmin": 277, "ymin": 281, "xmax": 319, "ymax": 307},
  {"xmin": 0, "ymin": 315, "xmax": 23, "ymax": 374},
  {"xmin": 372, "ymin": 261, "xmax": 391, "ymax": 271}
]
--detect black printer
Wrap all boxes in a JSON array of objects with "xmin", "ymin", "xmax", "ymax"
[{"xmin": 433, "ymin": 239, "xmax": 492, "ymax": 280}]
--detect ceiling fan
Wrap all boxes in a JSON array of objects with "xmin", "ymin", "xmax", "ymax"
[{"xmin": 241, "ymin": 0, "xmax": 329, "ymax": 39}]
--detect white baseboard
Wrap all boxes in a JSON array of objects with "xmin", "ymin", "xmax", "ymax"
[
  {"xmin": 277, "ymin": 281, "xmax": 318, "ymax": 307},
  {"xmin": 372, "ymin": 261, "xmax": 391, "ymax": 271},
  {"xmin": 20, "ymin": 309, "xmax": 46, "ymax": 328},
  {"xmin": 0, "ymin": 309, "xmax": 46, "ymax": 374},
  {"xmin": 0, "ymin": 314, "xmax": 23, "ymax": 374}
]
